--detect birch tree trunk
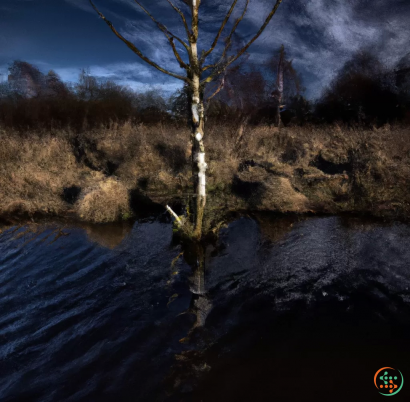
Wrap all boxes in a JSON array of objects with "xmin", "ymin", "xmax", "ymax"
[
  {"xmin": 189, "ymin": 1, "xmax": 207, "ymax": 238},
  {"xmin": 276, "ymin": 44, "xmax": 285, "ymax": 128},
  {"xmin": 190, "ymin": 79, "xmax": 207, "ymax": 238}
]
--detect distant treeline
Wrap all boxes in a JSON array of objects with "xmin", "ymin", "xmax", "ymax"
[{"xmin": 1, "ymin": 50, "xmax": 410, "ymax": 132}]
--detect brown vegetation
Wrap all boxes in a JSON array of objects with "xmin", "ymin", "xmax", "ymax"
[
  {"xmin": 76, "ymin": 178, "xmax": 131, "ymax": 223},
  {"xmin": 1, "ymin": 122, "xmax": 410, "ymax": 228}
]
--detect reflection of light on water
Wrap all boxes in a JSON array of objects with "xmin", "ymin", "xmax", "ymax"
[
  {"xmin": 2, "ymin": 220, "xmax": 133, "ymax": 249},
  {"xmin": 171, "ymin": 246, "xmax": 213, "ymax": 392},
  {"xmin": 81, "ymin": 221, "xmax": 133, "ymax": 249},
  {"xmin": 253, "ymin": 212, "xmax": 305, "ymax": 243},
  {"xmin": 189, "ymin": 263, "xmax": 212, "ymax": 329},
  {"xmin": 338, "ymin": 214, "xmax": 394, "ymax": 231},
  {"xmin": 5, "ymin": 224, "xmax": 70, "ymax": 247},
  {"xmin": 178, "ymin": 244, "xmax": 213, "ymax": 345}
]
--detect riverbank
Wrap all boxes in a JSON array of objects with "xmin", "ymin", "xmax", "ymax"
[{"xmin": 1, "ymin": 123, "xmax": 410, "ymax": 230}]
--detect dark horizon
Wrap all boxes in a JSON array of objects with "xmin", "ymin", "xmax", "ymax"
[{"xmin": 1, "ymin": 0, "xmax": 410, "ymax": 99}]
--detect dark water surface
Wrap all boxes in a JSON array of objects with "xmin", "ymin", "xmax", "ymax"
[{"xmin": 1, "ymin": 215, "xmax": 410, "ymax": 401}]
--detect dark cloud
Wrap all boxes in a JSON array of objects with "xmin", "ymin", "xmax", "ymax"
[{"xmin": 0, "ymin": 0, "xmax": 409, "ymax": 98}]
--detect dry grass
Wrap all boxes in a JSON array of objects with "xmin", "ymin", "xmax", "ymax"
[
  {"xmin": 76, "ymin": 178, "xmax": 131, "ymax": 223},
  {"xmin": 0, "ymin": 129, "xmax": 83, "ymax": 217},
  {"xmin": 1, "ymin": 122, "xmax": 410, "ymax": 223}
]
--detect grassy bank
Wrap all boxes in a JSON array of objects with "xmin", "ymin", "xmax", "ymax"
[{"xmin": 1, "ymin": 122, "xmax": 410, "ymax": 229}]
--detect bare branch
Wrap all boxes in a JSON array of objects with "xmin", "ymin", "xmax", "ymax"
[
  {"xmin": 166, "ymin": 205, "xmax": 183, "ymax": 225},
  {"xmin": 169, "ymin": 37, "xmax": 189, "ymax": 70},
  {"xmin": 202, "ymin": 0, "xmax": 283, "ymax": 85},
  {"xmin": 201, "ymin": 0, "xmax": 239, "ymax": 62},
  {"xmin": 165, "ymin": 0, "xmax": 191, "ymax": 40},
  {"xmin": 133, "ymin": 0, "xmax": 190, "ymax": 53},
  {"xmin": 220, "ymin": 0, "xmax": 249, "ymax": 61},
  {"xmin": 206, "ymin": 76, "xmax": 225, "ymax": 101},
  {"xmin": 201, "ymin": 0, "xmax": 248, "ymax": 74},
  {"xmin": 89, "ymin": 0, "xmax": 189, "ymax": 82},
  {"xmin": 202, "ymin": 64, "xmax": 215, "ymax": 72}
]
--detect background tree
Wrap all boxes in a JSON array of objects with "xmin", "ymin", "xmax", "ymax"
[
  {"xmin": 198, "ymin": 44, "xmax": 305, "ymax": 131},
  {"xmin": 170, "ymin": 84, "xmax": 191, "ymax": 123},
  {"xmin": 205, "ymin": 64, "xmax": 268, "ymax": 152},
  {"xmin": 76, "ymin": 68, "xmax": 99, "ymax": 101},
  {"xmin": 89, "ymin": 0, "xmax": 284, "ymax": 238},
  {"xmin": 7, "ymin": 61, "xmax": 44, "ymax": 98},
  {"xmin": 44, "ymin": 70, "xmax": 70, "ymax": 98},
  {"xmin": 395, "ymin": 53, "xmax": 410, "ymax": 119},
  {"xmin": 267, "ymin": 44, "xmax": 302, "ymax": 127},
  {"xmin": 316, "ymin": 50, "xmax": 402, "ymax": 125}
]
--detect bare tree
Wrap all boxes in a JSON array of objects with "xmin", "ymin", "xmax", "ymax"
[
  {"xmin": 89, "ymin": 0, "xmax": 283, "ymax": 238},
  {"xmin": 7, "ymin": 61, "xmax": 44, "ymax": 98},
  {"xmin": 275, "ymin": 44, "xmax": 285, "ymax": 127},
  {"xmin": 45, "ymin": 70, "xmax": 69, "ymax": 98},
  {"xmin": 77, "ymin": 68, "xmax": 99, "ymax": 100},
  {"xmin": 269, "ymin": 45, "xmax": 302, "ymax": 127},
  {"xmin": 207, "ymin": 64, "xmax": 267, "ymax": 153}
]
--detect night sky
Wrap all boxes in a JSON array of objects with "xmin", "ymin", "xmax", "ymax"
[{"xmin": 1, "ymin": 0, "xmax": 409, "ymax": 98}]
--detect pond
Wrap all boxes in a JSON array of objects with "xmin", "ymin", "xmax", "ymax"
[{"xmin": 1, "ymin": 214, "xmax": 410, "ymax": 401}]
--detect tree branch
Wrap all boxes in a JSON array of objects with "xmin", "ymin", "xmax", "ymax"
[
  {"xmin": 201, "ymin": 0, "xmax": 248, "ymax": 74},
  {"xmin": 202, "ymin": 64, "xmax": 215, "ymax": 72},
  {"xmin": 133, "ymin": 0, "xmax": 190, "ymax": 53},
  {"xmin": 206, "ymin": 76, "xmax": 225, "ymax": 101},
  {"xmin": 165, "ymin": 0, "xmax": 191, "ymax": 41},
  {"xmin": 89, "ymin": 0, "xmax": 189, "ymax": 82},
  {"xmin": 201, "ymin": 0, "xmax": 283, "ymax": 85},
  {"xmin": 169, "ymin": 37, "xmax": 189, "ymax": 70},
  {"xmin": 220, "ymin": 0, "xmax": 249, "ymax": 61},
  {"xmin": 200, "ymin": 0, "xmax": 239, "ymax": 63}
]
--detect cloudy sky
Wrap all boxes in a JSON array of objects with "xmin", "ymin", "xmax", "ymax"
[{"xmin": 1, "ymin": 0, "xmax": 409, "ymax": 98}]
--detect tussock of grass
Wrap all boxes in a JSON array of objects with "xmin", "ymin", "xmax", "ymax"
[
  {"xmin": 76, "ymin": 178, "xmax": 131, "ymax": 223},
  {"xmin": 0, "ymin": 129, "xmax": 82, "ymax": 217}
]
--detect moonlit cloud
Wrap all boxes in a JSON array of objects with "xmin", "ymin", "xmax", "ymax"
[
  {"xmin": 0, "ymin": 65, "xmax": 8, "ymax": 83},
  {"xmin": 2, "ymin": 0, "xmax": 410, "ymax": 99},
  {"xmin": 63, "ymin": 0, "xmax": 94, "ymax": 13},
  {"xmin": 54, "ymin": 62, "xmax": 181, "ymax": 95},
  {"xmin": 227, "ymin": 0, "xmax": 410, "ymax": 97}
]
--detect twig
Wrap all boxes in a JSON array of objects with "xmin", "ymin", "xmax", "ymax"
[{"xmin": 166, "ymin": 205, "xmax": 183, "ymax": 225}]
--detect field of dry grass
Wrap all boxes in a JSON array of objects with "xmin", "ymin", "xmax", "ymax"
[{"xmin": 1, "ymin": 122, "xmax": 410, "ymax": 226}]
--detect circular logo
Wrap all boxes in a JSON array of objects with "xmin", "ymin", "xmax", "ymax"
[{"xmin": 374, "ymin": 367, "xmax": 404, "ymax": 396}]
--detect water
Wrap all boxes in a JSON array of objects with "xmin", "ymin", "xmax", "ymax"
[{"xmin": 1, "ymin": 214, "xmax": 410, "ymax": 401}]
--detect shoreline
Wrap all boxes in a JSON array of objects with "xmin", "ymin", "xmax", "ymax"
[
  {"xmin": 1, "ymin": 201, "xmax": 408, "ymax": 229},
  {"xmin": 2, "ymin": 123, "xmax": 409, "ymax": 230}
]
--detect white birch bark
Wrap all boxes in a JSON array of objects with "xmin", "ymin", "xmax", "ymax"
[
  {"xmin": 189, "ymin": 0, "xmax": 207, "ymax": 238},
  {"xmin": 277, "ymin": 45, "xmax": 285, "ymax": 128}
]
